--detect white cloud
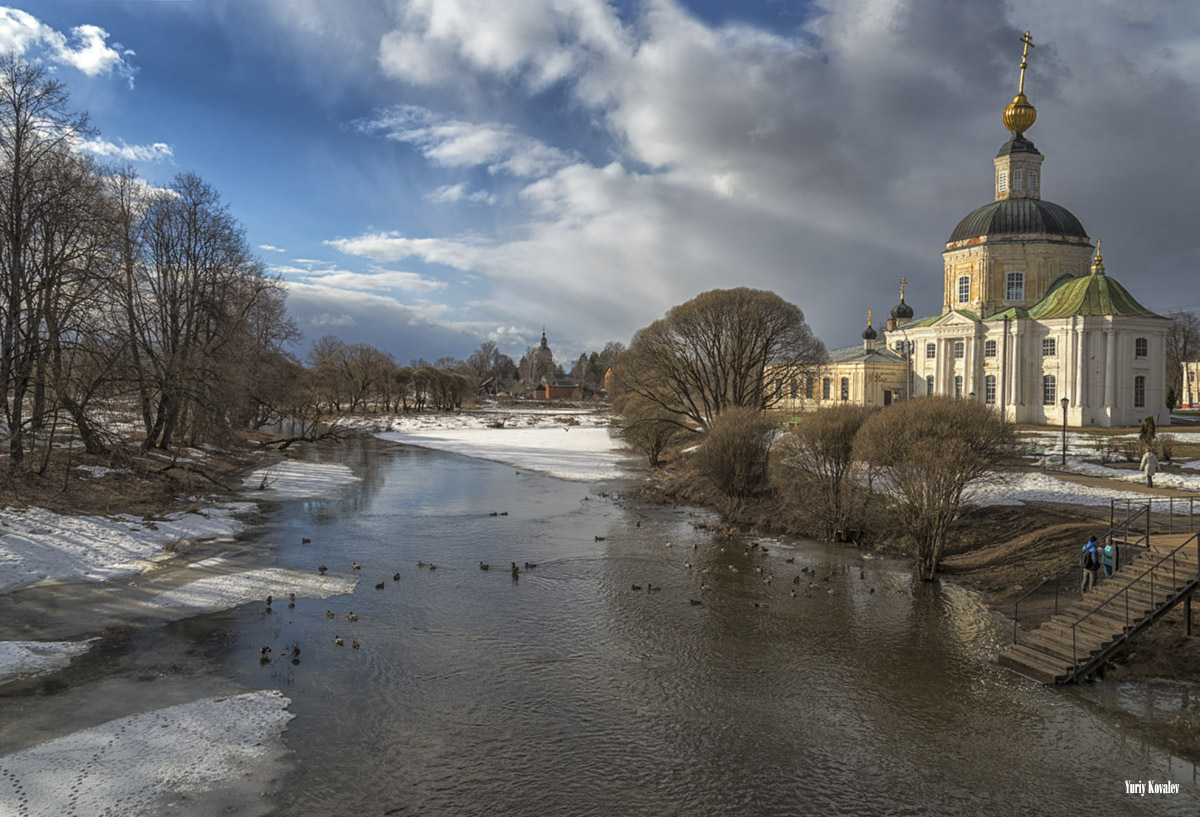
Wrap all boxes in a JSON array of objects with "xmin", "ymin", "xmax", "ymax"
[
  {"xmin": 259, "ymin": 244, "xmax": 287, "ymax": 253},
  {"xmin": 77, "ymin": 138, "xmax": 173, "ymax": 163},
  {"xmin": 307, "ymin": 312, "xmax": 357, "ymax": 328},
  {"xmin": 0, "ymin": 9, "xmax": 137, "ymax": 87},
  {"xmin": 357, "ymin": 106, "xmax": 573, "ymax": 177},
  {"xmin": 426, "ymin": 183, "xmax": 496, "ymax": 205},
  {"xmin": 298, "ymin": 268, "xmax": 447, "ymax": 293}
]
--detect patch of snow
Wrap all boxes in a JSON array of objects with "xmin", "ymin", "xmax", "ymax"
[
  {"xmin": 0, "ymin": 504, "xmax": 248, "ymax": 595},
  {"xmin": 149, "ymin": 567, "xmax": 357, "ymax": 612},
  {"xmin": 0, "ymin": 639, "xmax": 96, "ymax": 684},
  {"xmin": 0, "ymin": 691, "xmax": 293, "ymax": 816},
  {"xmin": 242, "ymin": 460, "xmax": 360, "ymax": 500},
  {"xmin": 965, "ymin": 471, "xmax": 1150, "ymax": 507}
]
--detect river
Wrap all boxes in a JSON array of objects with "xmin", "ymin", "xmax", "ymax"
[{"xmin": 2, "ymin": 434, "xmax": 1198, "ymax": 816}]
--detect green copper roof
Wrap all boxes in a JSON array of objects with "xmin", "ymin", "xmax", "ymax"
[
  {"xmin": 983, "ymin": 306, "xmax": 1029, "ymax": 322},
  {"xmin": 827, "ymin": 344, "xmax": 906, "ymax": 364},
  {"xmin": 1026, "ymin": 273, "xmax": 1165, "ymax": 320}
]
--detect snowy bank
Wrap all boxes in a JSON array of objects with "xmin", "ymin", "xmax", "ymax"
[
  {"xmin": 242, "ymin": 460, "xmax": 360, "ymax": 500},
  {"xmin": 0, "ymin": 640, "xmax": 95, "ymax": 685},
  {"xmin": 374, "ymin": 410, "xmax": 634, "ymax": 481},
  {"xmin": 0, "ymin": 691, "xmax": 293, "ymax": 816},
  {"xmin": 0, "ymin": 504, "xmax": 249, "ymax": 595},
  {"xmin": 965, "ymin": 471, "xmax": 1150, "ymax": 507},
  {"xmin": 149, "ymin": 564, "xmax": 357, "ymax": 612}
]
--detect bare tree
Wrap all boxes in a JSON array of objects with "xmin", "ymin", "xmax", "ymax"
[
  {"xmin": 1166, "ymin": 310, "xmax": 1200, "ymax": 408},
  {"xmin": 773, "ymin": 405, "xmax": 875, "ymax": 539},
  {"xmin": 612, "ymin": 391, "xmax": 686, "ymax": 467},
  {"xmin": 853, "ymin": 397, "xmax": 1015, "ymax": 581},
  {"xmin": 695, "ymin": 406, "xmax": 778, "ymax": 508},
  {"xmin": 614, "ymin": 288, "xmax": 825, "ymax": 429}
]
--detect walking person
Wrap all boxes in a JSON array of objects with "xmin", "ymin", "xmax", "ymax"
[
  {"xmin": 1102, "ymin": 534, "xmax": 1115, "ymax": 580},
  {"xmin": 1080, "ymin": 535, "xmax": 1100, "ymax": 595},
  {"xmin": 1140, "ymin": 447, "xmax": 1158, "ymax": 488}
]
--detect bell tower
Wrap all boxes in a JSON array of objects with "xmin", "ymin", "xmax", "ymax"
[{"xmin": 994, "ymin": 31, "xmax": 1044, "ymax": 202}]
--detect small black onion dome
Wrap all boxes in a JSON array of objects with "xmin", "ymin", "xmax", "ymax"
[
  {"xmin": 861, "ymin": 324, "xmax": 878, "ymax": 340},
  {"xmin": 890, "ymin": 298, "xmax": 914, "ymax": 320}
]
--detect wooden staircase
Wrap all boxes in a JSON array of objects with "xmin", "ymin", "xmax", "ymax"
[{"xmin": 999, "ymin": 532, "xmax": 1200, "ymax": 684}]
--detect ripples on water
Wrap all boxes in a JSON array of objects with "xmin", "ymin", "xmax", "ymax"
[{"xmin": 8, "ymin": 437, "xmax": 1193, "ymax": 816}]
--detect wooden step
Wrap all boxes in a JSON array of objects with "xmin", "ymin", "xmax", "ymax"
[
  {"xmin": 1020, "ymin": 633, "xmax": 1100, "ymax": 665},
  {"xmin": 998, "ymin": 644, "xmax": 1067, "ymax": 684},
  {"xmin": 1034, "ymin": 621, "xmax": 1110, "ymax": 652},
  {"xmin": 1049, "ymin": 613, "xmax": 1131, "ymax": 638}
]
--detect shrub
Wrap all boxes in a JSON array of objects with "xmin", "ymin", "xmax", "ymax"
[
  {"xmin": 1158, "ymin": 433, "xmax": 1176, "ymax": 462},
  {"xmin": 1119, "ymin": 439, "xmax": 1142, "ymax": 462},
  {"xmin": 1140, "ymin": 415, "xmax": 1157, "ymax": 443},
  {"xmin": 695, "ymin": 407, "xmax": 778, "ymax": 501}
]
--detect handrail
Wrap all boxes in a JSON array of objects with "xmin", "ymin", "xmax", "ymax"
[
  {"xmin": 1011, "ymin": 503, "xmax": 1150, "ymax": 643},
  {"xmin": 1068, "ymin": 531, "xmax": 1200, "ymax": 671}
]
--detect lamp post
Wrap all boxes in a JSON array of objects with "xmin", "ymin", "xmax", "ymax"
[{"xmin": 1060, "ymin": 396, "xmax": 1070, "ymax": 465}]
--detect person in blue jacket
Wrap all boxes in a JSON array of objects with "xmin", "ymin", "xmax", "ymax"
[
  {"xmin": 1102, "ymin": 535, "xmax": 1116, "ymax": 580},
  {"xmin": 1080, "ymin": 536, "xmax": 1100, "ymax": 594}
]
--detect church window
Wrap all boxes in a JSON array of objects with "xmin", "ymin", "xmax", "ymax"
[
  {"xmin": 997, "ymin": 170, "xmax": 1007, "ymax": 192},
  {"xmin": 790, "ymin": 377, "xmax": 798, "ymax": 398},
  {"xmin": 1042, "ymin": 337, "xmax": 1056, "ymax": 357},
  {"xmin": 925, "ymin": 342, "xmax": 936, "ymax": 359},
  {"xmin": 926, "ymin": 374, "xmax": 934, "ymax": 396},
  {"xmin": 1134, "ymin": 376, "xmax": 1146, "ymax": 408},
  {"xmin": 954, "ymin": 375, "xmax": 963, "ymax": 398},
  {"xmin": 1135, "ymin": 337, "xmax": 1148, "ymax": 358},
  {"xmin": 1042, "ymin": 375, "xmax": 1057, "ymax": 405},
  {"xmin": 1028, "ymin": 170, "xmax": 1038, "ymax": 189},
  {"xmin": 822, "ymin": 377, "xmax": 831, "ymax": 400},
  {"xmin": 1006, "ymin": 272, "xmax": 1024, "ymax": 301},
  {"xmin": 1012, "ymin": 170, "xmax": 1022, "ymax": 190},
  {"xmin": 957, "ymin": 276, "xmax": 970, "ymax": 303},
  {"xmin": 840, "ymin": 377, "xmax": 850, "ymax": 401},
  {"xmin": 805, "ymin": 377, "xmax": 814, "ymax": 399},
  {"xmin": 984, "ymin": 339, "xmax": 997, "ymax": 358},
  {"xmin": 985, "ymin": 374, "xmax": 997, "ymax": 404},
  {"xmin": 953, "ymin": 341, "xmax": 964, "ymax": 359}
]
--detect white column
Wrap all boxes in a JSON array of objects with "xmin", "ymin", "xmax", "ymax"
[
  {"xmin": 1012, "ymin": 330, "xmax": 1022, "ymax": 405},
  {"xmin": 1075, "ymin": 324, "xmax": 1086, "ymax": 408},
  {"xmin": 1104, "ymin": 329, "xmax": 1116, "ymax": 409}
]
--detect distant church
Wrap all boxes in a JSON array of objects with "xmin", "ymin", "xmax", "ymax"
[{"xmin": 783, "ymin": 32, "xmax": 1169, "ymax": 428}]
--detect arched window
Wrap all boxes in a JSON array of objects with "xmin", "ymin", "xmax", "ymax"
[
  {"xmin": 789, "ymin": 377, "xmax": 798, "ymax": 398},
  {"xmin": 925, "ymin": 374, "xmax": 935, "ymax": 396},
  {"xmin": 954, "ymin": 375, "xmax": 963, "ymax": 398},
  {"xmin": 805, "ymin": 377, "xmax": 814, "ymax": 399},
  {"xmin": 985, "ymin": 374, "xmax": 997, "ymax": 404},
  {"xmin": 1135, "ymin": 337, "xmax": 1148, "ymax": 358},
  {"xmin": 822, "ymin": 377, "xmax": 831, "ymax": 400},
  {"xmin": 984, "ymin": 339, "xmax": 997, "ymax": 358},
  {"xmin": 1028, "ymin": 170, "xmax": 1038, "ymax": 190},
  {"xmin": 958, "ymin": 276, "xmax": 970, "ymax": 303},
  {"xmin": 1134, "ymin": 375, "xmax": 1146, "ymax": 408},
  {"xmin": 1042, "ymin": 375, "xmax": 1057, "ymax": 405},
  {"xmin": 1006, "ymin": 271, "xmax": 1024, "ymax": 301},
  {"xmin": 840, "ymin": 377, "xmax": 850, "ymax": 401}
]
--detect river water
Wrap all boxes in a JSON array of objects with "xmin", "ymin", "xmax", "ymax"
[{"xmin": 3, "ymin": 435, "xmax": 1199, "ymax": 815}]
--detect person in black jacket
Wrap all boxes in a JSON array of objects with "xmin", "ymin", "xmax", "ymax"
[{"xmin": 1080, "ymin": 536, "xmax": 1100, "ymax": 594}]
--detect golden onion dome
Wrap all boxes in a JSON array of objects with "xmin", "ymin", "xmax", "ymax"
[{"xmin": 1003, "ymin": 92, "xmax": 1037, "ymax": 134}]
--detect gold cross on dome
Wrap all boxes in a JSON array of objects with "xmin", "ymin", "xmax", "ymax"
[
  {"xmin": 1018, "ymin": 31, "xmax": 1035, "ymax": 94},
  {"xmin": 867, "ymin": 308, "xmax": 872, "ymax": 326},
  {"xmin": 899, "ymin": 277, "xmax": 907, "ymax": 299}
]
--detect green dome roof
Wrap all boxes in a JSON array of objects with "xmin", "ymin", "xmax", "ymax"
[{"xmin": 1025, "ymin": 273, "xmax": 1163, "ymax": 320}]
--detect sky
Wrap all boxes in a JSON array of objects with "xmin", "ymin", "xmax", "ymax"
[{"xmin": 5, "ymin": 1, "xmax": 1199, "ymax": 366}]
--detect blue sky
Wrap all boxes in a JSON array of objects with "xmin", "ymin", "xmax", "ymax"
[{"xmin": 7, "ymin": 1, "xmax": 1200, "ymax": 366}]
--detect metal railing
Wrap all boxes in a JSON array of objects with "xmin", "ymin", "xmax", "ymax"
[
  {"xmin": 1066, "ymin": 531, "xmax": 1200, "ymax": 675},
  {"xmin": 1110, "ymin": 495, "xmax": 1200, "ymax": 536},
  {"xmin": 1012, "ymin": 503, "xmax": 1150, "ymax": 643}
]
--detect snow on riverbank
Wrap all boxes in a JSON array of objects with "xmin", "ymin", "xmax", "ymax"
[
  {"xmin": 966, "ymin": 471, "xmax": 1150, "ymax": 507},
  {"xmin": 0, "ymin": 503, "xmax": 250, "ymax": 595},
  {"xmin": 373, "ymin": 410, "xmax": 635, "ymax": 481},
  {"xmin": 0, "ymin": 640, "xmax": 96, "ymax": 685},
  {"xmin": 242, "ymin": 459, "xmax": 360, "ymax": 499},
  {"xmin": 0, "ymin": 691, "xmax": 294, "ymax": 816}
]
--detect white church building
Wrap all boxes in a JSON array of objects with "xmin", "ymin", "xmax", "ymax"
[{"xmin": 884, "ymin": 33, "xmax": 1169, "ymax": 428}]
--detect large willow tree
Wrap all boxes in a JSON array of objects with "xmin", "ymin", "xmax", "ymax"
[{"xmin": 613, "ymin": 288, "xmax": 825, "ymax": 430}]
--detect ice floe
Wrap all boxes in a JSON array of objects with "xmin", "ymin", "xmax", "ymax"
[
  {"xmin": 0, "ymin": 640, "xmax": 95, "ymax": 684},
  {"xmin": 149, "ymin": 566, "xmax": 357, "ymax": 611},
  {"xmin": 242, "ymin": 460, "xmax": 360, "ymax": 499},
  {"xmin": 0, "ymin": 691, "xmax": 293, "ymax": 816}
]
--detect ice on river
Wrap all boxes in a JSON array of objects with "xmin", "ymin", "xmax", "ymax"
[
  {"xmin": 0, "ymin": 691, "xmax": 293, "ymax": 817},
  {"xmin": 242, "ymin": 460, "xmax": 360, "ymax": 499},
  {"xmin": 148, "ymin": 565, "xmax": 357, "ymax": 611},
  {"xmin": 374, "ymin": 412, "xmax": 633, "ymax": 481},
  {"xmin": 0, "ymin": 504, "xmax": 248, "ymax": 595},
  {"xmin": 0, "ymin": 639, "xmax": 95, "ymax": 685}
]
